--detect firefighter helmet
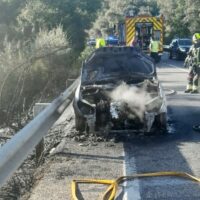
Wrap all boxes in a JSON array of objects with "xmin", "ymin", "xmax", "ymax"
[{"xmin": 193, "ymin": 33, "xmax": 200, "ymax": 43}]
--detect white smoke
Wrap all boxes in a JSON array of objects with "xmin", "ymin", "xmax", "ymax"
[{"xmin": 109, "ymin": 82, "xmax": 152, "ymax": 121}]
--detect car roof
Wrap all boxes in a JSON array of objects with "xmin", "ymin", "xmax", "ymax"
[
  {"xmin": 85, "ymin": 47, "xmax": 153, "ymax": 63},
  {"xmin": 173, "ymin": 38, "xmax": 191, "ymax": 41},
  {"xmin": 178, "ymin": 38, "xmax": 191, "ymax": 41}
]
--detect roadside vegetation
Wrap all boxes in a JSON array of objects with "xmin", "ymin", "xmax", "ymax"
[
  {"xmin": 0, "ymin": 0, "xmax": 199, "ymax": 130},
  {"xmin": 0, "ymin": 0, "xmax": 101, "ymax": 129}
]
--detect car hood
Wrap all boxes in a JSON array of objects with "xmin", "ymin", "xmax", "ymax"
[{"xmin": 81, "ymin": 73, "xmax": 154, "ymax": 85}]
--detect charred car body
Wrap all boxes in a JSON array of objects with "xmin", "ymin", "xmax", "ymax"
[{"xmin": 73, "ymin": 47, "xmax": 167, "ymax": 134}]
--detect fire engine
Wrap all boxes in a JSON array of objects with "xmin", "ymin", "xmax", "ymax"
[{"xmin": 118, "ymin": 12, "xmax": 164, "ymax": 54}]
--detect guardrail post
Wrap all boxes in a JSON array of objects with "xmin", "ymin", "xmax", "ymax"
[{"xmin": 33, "ymin": 103, "xmax": 50, "ymax": 165}]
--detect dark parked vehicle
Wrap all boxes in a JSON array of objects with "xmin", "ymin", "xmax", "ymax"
[
  {"xmin": 87, "ymin": 38, "xmax": 96, "ymax": 46},
  {"xmin": 73, "ymin": 47, "xmax": 167, "ymax": 134},
  {"xmin": 169, "ymin": 38, "xmax": 192, "ymax": 60}
]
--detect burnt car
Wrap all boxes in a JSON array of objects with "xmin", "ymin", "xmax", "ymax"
[{"xmin": 73, "ymin": 47, "xmax": 167, "ymax": 134}]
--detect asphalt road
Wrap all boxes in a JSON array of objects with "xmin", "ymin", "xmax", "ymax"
[
  {"xmin": 27, "ymin": 58, "xmax": 200, "ymax": 200},
  {"xmin": 123, "ymin": 58, "xmax": 200, "ymax": 199}
]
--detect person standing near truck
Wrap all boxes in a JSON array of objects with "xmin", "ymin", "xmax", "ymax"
[
  {"xmin": 95, "ymin": 32, "xmax": 106, "ymax": 49},
  {"xmin": 149, "ymin": 36, "xmax": 161, "ymax": 63}
]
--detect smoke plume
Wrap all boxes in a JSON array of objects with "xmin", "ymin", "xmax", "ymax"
[{"xmin": 109, "ymin": 82, "xmax": 152, "ymax": 121}]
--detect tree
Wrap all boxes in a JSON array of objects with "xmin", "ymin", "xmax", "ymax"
[
  {"xmin": 89, "ymin": 0, "xmax": 160, "ymax": 37},
  {"xmin": 0, "ymin": 0, "xmax": 104, "ymax": 128},
  {"xmin": 0, "ymin": 0, "xmax": 24, "ymax": 41},
  {"xmin": 0, "ymin": 26, "xmax": 71, "ymax": 129},
  {"xmin": 157, "ymin": 0, "xmax": 192, "ymax": 40},
  {"xmin": 17, "ymin": 0, "xmax": 57, "ymax": 37},
  {"xmin": 184, "ymin": 0, "xmax": 200, "ymax": 33}
]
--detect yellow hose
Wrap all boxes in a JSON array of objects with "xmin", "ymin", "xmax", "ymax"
[{"xmin": 71, "ymin": 171, "xmax": 200, "ymax": 200}]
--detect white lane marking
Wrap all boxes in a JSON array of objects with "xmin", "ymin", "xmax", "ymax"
[
  {"xmin": 123, "ymin": 143, "xmax": 141, "ymax": 200},
  {"xmin": 168, "ymin": 64, "xmax": 188, "ymax": 73},
  {"xmin": 139, "ymin": 178, "xmax": 195, "ymax": 187}
]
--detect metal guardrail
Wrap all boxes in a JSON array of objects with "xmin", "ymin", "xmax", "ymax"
[{"xmin": 0, "ymin": 78, "xmax": 79, "ymax": 187}]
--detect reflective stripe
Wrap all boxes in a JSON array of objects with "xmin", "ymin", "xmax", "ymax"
[
  {"xmin": 193, "ymin": 85, "xmax": 198, "ymax": 90},
  {"xmin": 126, "ymin": 18, "xmax": 135, "ymax": 45},
  {"xmin": 187, "ymin": 84, "xmax": 192, "ymax": 90}
]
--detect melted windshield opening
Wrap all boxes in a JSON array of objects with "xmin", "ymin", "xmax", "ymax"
[{"xmin": 82, "ymin": 54, "xmax": 154, "ymax": 84}]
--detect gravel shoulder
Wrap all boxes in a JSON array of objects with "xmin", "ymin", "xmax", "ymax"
[{"xmin": 26, "ymin": 105, "xmax": 124, "ymax": 200}]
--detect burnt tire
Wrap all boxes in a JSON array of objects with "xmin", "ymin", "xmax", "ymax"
[
  {"xmin": 175, "ymin": 52, "xmax": 181, "ymax": 60},
  {"xmin": 155, "ymin": 113, "xmax": 167, "ymax": 131},
  {"xmin": 75, "ymin": 115, "xmax": 86, "ymax": 132}
]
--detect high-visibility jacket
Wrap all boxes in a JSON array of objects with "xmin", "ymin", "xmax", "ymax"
[
  {"xmin": 150, "ymin": 40, "xmax": 160, "ymax": 53},
  {"xmin": 96, "ymin": 38, "xmax": 106, "ymax": 49}
]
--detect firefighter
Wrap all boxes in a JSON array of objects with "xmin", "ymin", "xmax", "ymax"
[
  {"xmin": 95, "ymin": 33, "xmax": 106, "ymax": 49},
  {"xmin": 149, "ymin": 36, "xmax": 161, "ymax": 63},
  {"xmin": 185, "ymin": 33, "xmax": 200, "ymax": 93},
  {"xmin": 184, "ymin": 54, "xmax": 192, "ymax": 68}
]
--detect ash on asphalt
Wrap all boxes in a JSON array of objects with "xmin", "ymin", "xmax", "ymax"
[{"xmin": 72, "ymin": 119, "xmax": 176, "ymax": 146}]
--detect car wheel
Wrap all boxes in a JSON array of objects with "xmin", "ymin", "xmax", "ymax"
[
  {"xmin": 169, "ymin": 51, "xmax": 172, "ymax": 59},
  {"xmin": 155, "ymin": 113, "xmax": 167, "ymax": 131},
  {"xmin": 176, "ymin": 52, "xmax": 181, "ymax": 60},
  {"xmin": 172, "ymin": 51, "xmax": 177, "ymax": 60},
  {"xmin": 75, "ymin": 114, "xmax": 86, "ymax": 132}
]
